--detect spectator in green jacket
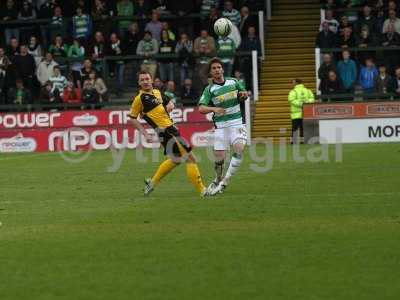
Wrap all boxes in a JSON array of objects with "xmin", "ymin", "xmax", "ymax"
[{"xmin": 288, "ymin": 79, "xmax": 315, "ymax": 144}]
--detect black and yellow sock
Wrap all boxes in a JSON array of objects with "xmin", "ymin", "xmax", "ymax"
[
  {"xmin": 151, "ymin": 158, "xmax": 177, "ymax": 185},
  {"xmin": 186, "ymin": 162, "xmax": 206, "ymax": 194}
]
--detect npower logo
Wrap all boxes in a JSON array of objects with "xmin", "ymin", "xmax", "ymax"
[
  {"xmin": 72, "ymin": 113, "xmax": 98, "ymax": 126},
  {"xmin": 191, "ymin": 131, "xmax": 214, "ymax": 147},
  {"xmin": 0, "ymin": 134, "xmax": 37, "ymax": 152}
]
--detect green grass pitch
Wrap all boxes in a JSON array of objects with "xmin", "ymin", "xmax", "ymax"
[{"xmin": 1, "ymin": 144, "xmax": 400, "ymax": 300}]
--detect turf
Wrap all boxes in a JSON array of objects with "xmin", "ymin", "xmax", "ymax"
[{"xmin": 0, "ymin": 144, "xmax": 400, "ymax": 300}]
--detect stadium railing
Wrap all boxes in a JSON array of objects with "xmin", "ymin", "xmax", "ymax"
[{"xmin": 0, "ymin": 50, "xmax": 260, "ymax": 111}]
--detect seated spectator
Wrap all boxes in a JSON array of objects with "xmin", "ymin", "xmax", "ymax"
[
  {"xmin": 216, "ymin": 34, "xmax": 236, "ymax": 76},
  {"xmin": 337, "ymin": 50, "xmax": 357, "ymax": 92},
  {"xmin": 67, "ymin": 39, "xmax": 85, "ymax": 87},
  {"xmin": 175, "ymin": 33, "xmax": 194, "ymax": 85},
  {"xmin": 37, "ymin": 52, "xmax": 58, "ymax": 87},
  {"xmin": 382, "ymin": 9, "xmax": 400, "ymax": 34},
  {"xmin": 2, "ymin": 0, "xmax": 19, "ymax": 44},
  {"xmin": 320, "ymin": 9, "xmax": 339, "ymax": 34},
  {"xmin": 222, "ymin": 1, "xmax": 241, "ymax": 27},
  {"xmin": 239, "ymin": 6, "xmax": 257, "ymax": 37},
  {"xmin": 49, "ymin": 66, "xmax": 68, "ymax": 97},
  {"xmin": 145, "ymin": 10, "xmax": 163, "ymax": 41},
  {"xmin": 316, "ymin": 22, "xmax": 338, "ymax": 49},
  {"xmin": 158, "ymin": 29, "xmax": 176, "ymax": 82},
  {"xmin": 117, "ymin": 0, "xmax": 134, "ymax": 38},
  {"xmin": 339, "ymin": 26, "xmax": 356, "ymax": 48},
  {"xmin": 109, "ymin": 33, "xmax": 126, "ymax": 96},
  {"xmin": 355, "ymin": 5, "xmax": 378, "ymax": 36},
  {"xmin": 49, "ymin": 6, "xmax": 67, "ymax": 43},
  {"xmin": 318, "ymin": 53, "xmax": 337, "ymax": 89},
  {"xmin": 164, "ymin": 80, "xmax": 178, "ymax": 105},
  {"xmin": 28, "ymin": 36, "xmax": 43, "ymax": 67},
  {"xmin": 18, "ymin": 1, "xmax": 37, "ymax": 43},
  {"xmin": 394, "ymin": 67, "xmax": 400, "ymax": 98},
  {"xmin": 320, "ymin": 70, "xmax": 345, "ymax": 100},
  {"xmin": 7, "ymin": 79, "xmax": 32, "ymax": 105},
  {"xmin": 72, "ymin": 6, "xmax": 93, "ymax": 40},
  {"xmin": 359, "ymin": 58, "xmax": 378, "ymax": 93},
  {"xmin": 82, "ymin": 79, "xmax": 99, "ymax": 106},
  {"xmin": 375, "ymin": 65, "xmax": 394, "ymax": 97},
  {"xmin": 40, "ymin": 80, "xmax": 61, "ymax": 105},
  {"xmin": 137, "ymin": 31, "xmax": 159, "ymax": 80},
  {"xmin": 180, "ymin": 78, "xmax": 198, "ymax": 106},
  {"xmin": 381, "ymin": 23, "xmax": 400, "ymax": 73},
  {"xmin": 88, "ymin": 71, "xmax": 108, "ymax": 102},
  {"xmin": 386, "ymin": 1, "xmax": 399, "ymax": 17},
  {"xmin": 63, "ymin": 80, "xmax": 82, "ymax": 104}
]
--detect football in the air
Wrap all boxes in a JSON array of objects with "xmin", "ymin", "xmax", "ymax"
[{"xmin": 214, "ymin": 18, "xmax": 233, "ymax": 37}]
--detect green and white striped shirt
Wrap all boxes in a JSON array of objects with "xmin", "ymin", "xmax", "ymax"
[
  {"xmin": 222, "ymin": 9, "xmax": 241, "ymax": 26},
  {"xmin": 198, "ymin": 77, "xmax": 246, "ymax": 128}
]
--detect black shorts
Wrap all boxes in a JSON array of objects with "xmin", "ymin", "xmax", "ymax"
[{"xmin": 157, "ymin": 126, "xmax": 192, "ymax": 157}]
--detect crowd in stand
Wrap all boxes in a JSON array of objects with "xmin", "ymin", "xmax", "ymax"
[
  {"xmin": 317, "ymin": 0, "xmax": 400, "ymax": 100},
  {"xmin": 0, "ymin": 0, "xmax": 263, "ymax": 110}
]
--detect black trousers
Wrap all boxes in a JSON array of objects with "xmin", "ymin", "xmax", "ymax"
[{"xmin": 292, "ymin": 118, "xmax": 303, "ymax": 137}]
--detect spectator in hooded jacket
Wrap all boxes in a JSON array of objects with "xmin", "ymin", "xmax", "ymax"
[
  {"xmin": 337, "ymin": 50, "xmax": 357, "ymax": 92},
  {"xmin": 359, "ymin": 58, "xmax": 378, "ymax": 93}
]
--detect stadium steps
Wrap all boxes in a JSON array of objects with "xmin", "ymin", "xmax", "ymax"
[{"xmin": 253, "ymin": 0, "xmax": 320, "ymax": 141}]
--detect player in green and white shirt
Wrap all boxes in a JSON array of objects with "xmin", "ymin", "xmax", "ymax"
[{"xmin": 198, "ymin": 58, "xmax": 248, "ymax": 194}]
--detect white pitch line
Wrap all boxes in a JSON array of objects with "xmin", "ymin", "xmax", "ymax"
[{"xmin": 0, "ymin": 152, "xmax": 57, "ymax": 161}]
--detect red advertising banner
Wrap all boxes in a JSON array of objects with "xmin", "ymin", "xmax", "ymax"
[
  {"xmin": 0, "ymin": 108, "xmax": 215, "ymax": 153},
  {"xmin": 303, "ymin": 102, "xmax": 400, "ymax": 120}
]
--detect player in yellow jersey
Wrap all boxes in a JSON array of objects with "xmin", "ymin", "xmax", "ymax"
[{"xmin": 129, "ymin": 70, "xmax": 215, "ymax": 197}]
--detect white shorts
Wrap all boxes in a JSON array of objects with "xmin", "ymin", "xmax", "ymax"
[{"xmin": 214, "ymin": 124, "xmax": 247, "ymax": 151}]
